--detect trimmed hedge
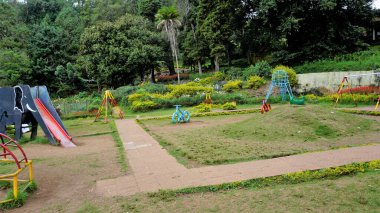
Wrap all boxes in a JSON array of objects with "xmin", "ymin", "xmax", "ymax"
[{"xmin": 148, "ymin": 160, "xmax": 380, "ymax": 197}]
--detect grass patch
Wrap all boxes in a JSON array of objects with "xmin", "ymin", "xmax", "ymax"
[
  {"xmin": 122, "ymin": 163, "xmax": 380, "ymax": 212},
  {"xmin": 141, "ymin": 105, "xmax": 380, "ymax": 166},
  {"xmin": 150, "ymin": 160, "xmax": 380, "ymax": 196},
  {"xmin": 109, "ymin": 121, "xmax": 128, "ymax": 173},
  {"xmin": 0, "ymin": 181, "xmax": 37, "ymax": 210},
  {"xmin": 75, "ymin": 202, "xmax": 102, "ymax": 213},
  {"xmin": 339, "ymin": 109, "xmax": 380, "ymax": 116},
  {"xmin": 294, "ymin": 45, "xmax": 380, "ymax": 73}
]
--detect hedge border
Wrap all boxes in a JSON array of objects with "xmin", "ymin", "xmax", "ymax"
[
  {"xmin": 338, "ymin": 109, "xmax": 380, "ymax": 116},
  {"xmin": 148, "ymin": 160, "xmax": 380, "ymax": 198},
  {"xmin": 136, "ymin": 108, "xmax": 260, "ymax": 121}
]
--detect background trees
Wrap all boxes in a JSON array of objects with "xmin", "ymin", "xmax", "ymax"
[{"xmin": 0, "ymin": 0, "xmax": 375, "ymax": 96}]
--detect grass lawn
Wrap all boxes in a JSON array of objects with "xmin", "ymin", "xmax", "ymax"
[
  {"xmin": 79, "ymin": 170, "xmax": 380, "ymax": 212},
  {"xmin": 121, "ymin": 104, "xmax": 260, "ymax": 119},
  {"xmin": 140, "ymin": 105, "xmax": 380, "ymax": 166}
]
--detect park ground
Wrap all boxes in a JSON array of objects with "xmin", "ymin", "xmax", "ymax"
[{"xmin": 0, "ymin": 104, "xmax": 379, "ymax": 212}]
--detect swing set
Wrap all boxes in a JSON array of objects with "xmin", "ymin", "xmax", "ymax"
[{"xmin": 334, "ymin": 73, "xmax": 380, "ymax": 110}]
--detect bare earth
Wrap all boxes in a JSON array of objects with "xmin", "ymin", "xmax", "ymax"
[
  {"xmin": 95, "ymin": 119, "xmax": 380, "ymax": 197},
  {"xmin": 7, "ymin": 134, "xmax": 122, "ymax": 213}
]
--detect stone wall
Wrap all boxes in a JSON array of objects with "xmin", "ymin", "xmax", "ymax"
[{"xmin": 297, "ymin": 71, "xmax": 380, "ymax": 92}]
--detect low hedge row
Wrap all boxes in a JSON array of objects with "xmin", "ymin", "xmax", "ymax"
[{"xmin": 148, "ymin": 160, "xmax": 380, "ymax": 198}]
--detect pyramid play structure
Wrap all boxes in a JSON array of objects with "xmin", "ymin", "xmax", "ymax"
[{"xmin": 0, "ymin": 85, "xmax": 75, "ymax": 148}]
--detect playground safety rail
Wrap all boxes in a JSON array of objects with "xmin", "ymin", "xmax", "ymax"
[{"xmin": 0, "ymin": 133, "xmax": 33, "ymax": 204}]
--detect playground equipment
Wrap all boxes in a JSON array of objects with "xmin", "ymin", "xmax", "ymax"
[
  {"xmin": 95, "ymin": 90, "xmax": 124, "ymax": 123},
  {"xmin": 0, "ymin": 133, "xmax": 34, "ymax": 205},
  {"xmin": 172, "ymin": 105, "xmax": 190, "ymax": 123},
  {"xmin": 262, "ymin": 70, "xmax": 304, "ymax": 113},
  {"xmin": 0, "ymin": 85, "xmax": 75, "ymax": 148},
  {"xmin": 335, "ymin": 73, "xmax": 380, "ymax": 109},
  {"xmin": 204, "ymin": 93, "xmax": 212, "ymax": 111},
  {"xmin": 376, "ymin": 96, "xmax": 380, "ymax": 110}
]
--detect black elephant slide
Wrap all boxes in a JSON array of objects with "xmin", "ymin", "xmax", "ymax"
[{"xmin": 0, "ymin": 85, "xmax": 75, "ymax": 148}]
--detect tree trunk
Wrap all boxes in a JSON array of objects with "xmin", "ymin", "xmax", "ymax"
[
  {"xmin": 164, "ymin": 44, "xmax": 176, "ymax": 75},
  {"xmin": 150, "ymin": 67, "xmax": 156, "ymax": 83},
  {"xmin": 214, "ymin": 56, "xmax": 220, "ymax": 72},
  {"xmin": 197, "ymin": 60, "xmax": 202, "ymax": 75}
]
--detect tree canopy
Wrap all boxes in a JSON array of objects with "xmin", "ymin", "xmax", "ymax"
[{"xmin": 0, "ymin": 0, "xmax": 375, "ymax": 96}]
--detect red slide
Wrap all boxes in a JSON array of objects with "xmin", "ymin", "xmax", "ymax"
[{"xmin": 34, "ymin": 98, "xmax": 76, "ymax": 148}]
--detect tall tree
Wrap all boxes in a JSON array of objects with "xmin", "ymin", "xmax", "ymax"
[
  {"xmin": 197, "ymin": 0, "xmax": 242, "ymax": 71},
  {"xmin": 156, "ymin": 6, "xmax": 182, "ymax": 82},
  {"xmin": 79, "ymin": 14, "xmax": 164, "ymax": 89}
]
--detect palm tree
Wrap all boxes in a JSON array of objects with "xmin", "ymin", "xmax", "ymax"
[{"xmin": 156, "ymin": 6, "xmax": 181, "ymax": 83}]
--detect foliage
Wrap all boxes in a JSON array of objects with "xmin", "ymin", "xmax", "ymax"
[
  {"xmin": 247, "ymin": 76, "xmax": 266, "ymax": 89},
  {"xmin": 223, "ymin": 80, "xmax": 243, "ymax": 92},
  {"xmin": 222, "ymin": 67, "xmax": 244, "ymax": 80},
  {"xmin": 272, "ymin": 65, "xmax": 298, "ymax": 87},
  {"xmin": 167, "ymin": 83, "xmax": 213, "ymax": 97},
  {"xmin": 222, "ymin": 102, "xmax": 237, "ymax": 110},
  {"xmin": 79, "ymin": 14, "xmax": 164, "ymax": 88},
  {"xmin": 170, "ymin": 161, "xmax": 380, "ymax": 195},
  {"xmin": 109, "ymin": 121, "xmax": 128, "ymax": 172},
  {"xmin": 295, "ymin": 47, "xmax": 380, "ymax": 73},
  {"xmin": 243, "ymin": 61, "xmax": 272, "ymax": 79},
  {"xmin": 194, "ymin": 103, "xmax": 212, "ymax": 113},
  {"xmin": 131, "ymin": 100, "xmax": 158, "ymax": 112}
]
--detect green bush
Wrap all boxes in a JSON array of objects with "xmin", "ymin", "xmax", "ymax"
[
  {"xmin": 247, "ymin": 75, "xmax": 266, "ymax": 89},
  {"xmin": 294, "ymin": 47, "xmax": 380, "ymax": 73},
  {"xmin": 222, "ymin": 102, "xmax": 237, "ymax": 110},
  {"xmin": 271, "ymin": 65, "xmax": 298, "ymax": 87},
  {"xmin": 223, "ymin": 80, "xmax": 243, "ymax": 92},
  {"xmin": 128, "ymin": 93, "xmax": 146, "ymax": 103},
  {"xmin": 198, "ymin": 77, "xmax": 214, "ymax": 86},
  {"xmin": 189, "ymin": 72, "xmax": 214, "ymax": 81},
  {"xmin": 194, "ymin": 103, "xmax": 212, "ymax": 113},
  {"xmin": 212, "ymin": 71, "xmax": 226, "ymax": 81},
  {"xmin": 243, "ymin": 61, "xmax": 272, "ymax": 79},
  {"xmin": 222, "ymin": 67, "xmax": 244, "ymax": 80},
  {"xmin": 131, "ymin": 100, "xmax": 158, "ymax": 112},
  {"xmin": 139, "ymin": 83, "xmax": 168, "ymax": 94},
  {"xmin": 167, "ymin": 83, "xmax": 213, "ymax": 97}
]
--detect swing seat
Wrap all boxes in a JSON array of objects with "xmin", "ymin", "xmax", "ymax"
[{"xmin": 290, "ymin": 96, "xmax": 305, "ymax": 105}]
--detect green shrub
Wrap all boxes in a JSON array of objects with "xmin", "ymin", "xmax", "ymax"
[
  {"xmin": 223, "ymin": 80, "xmax": 243, "ymax": 92},
  {"xmin": 194, "ymin": 103, "xmax": 212, "ymax": 113},
  {"xmin": 305, "ymin": 94, "xmax": 318, "ymax": 103},
  {"xmin": 243, "ymin": 61, "xmax": 272, "ymax": 79},
  {"xmin": 222, "ymin": 67, "xmax": 244, "ymax": 80},
  {"xmin": 198, "ymin": 77, "xmax": 214, "ymax": 86},
  {"xmin": 222, "ymin": 102, "xmax": 237, "ymax": 110},
  {"xmin": 272, "ymin": 65, "xmax": 298, "ymax": 87},
  {"xmin": 131, "ymin": 100, "xmax": 158, "ymax": 112},
  {"xmin": 189, "ymin": 72, "xmax": 214, "ymax": 81},
  {"xmin": 167, "ymin": 83, "xmax": 213, "ymax": 97},
  {"xmin": 128, "ymin": 93, "xmax": 145, "ymax": 103},
  {"xmin": 212, "ymin": 71, "xmax": 226, "ymax": 81},
  {"xmin": 139, "ymin": 83, "xmax": 168, "ymax": 94},
  {"xmin": 247, "ymin": 75, "xmax": 266, "ymax": 89}
]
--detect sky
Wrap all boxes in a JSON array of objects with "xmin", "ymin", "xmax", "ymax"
[{"xmin": 374, "ymin": 0, "xmax": 380, "ymax": 9}]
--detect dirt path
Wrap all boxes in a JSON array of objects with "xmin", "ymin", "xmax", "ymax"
[{"xmin": 96, "ymin": 119, "xmax": 380, "ymax": 197}]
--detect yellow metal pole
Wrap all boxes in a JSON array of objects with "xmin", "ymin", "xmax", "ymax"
[
  {"xmin": 105, "ymin": 91, "xmax": 109, "ymax": 122},
  {"xmin": 345, "ymin": 77, "xmax": 357, "ymax": 107},
  {"xmin": 375, "ymin": 97, "xmax": 380, "ymax": 110},
  {"xmin": 335, "ymin": 80, "xmax": 345, "ymax": 107},
  {"xmin": 13, "ymin": 175, "xmax": 18, "ymax": 199},
  {"xmin": 28, "ymin": 161, "xmax": 34, "ymax": 181}
]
